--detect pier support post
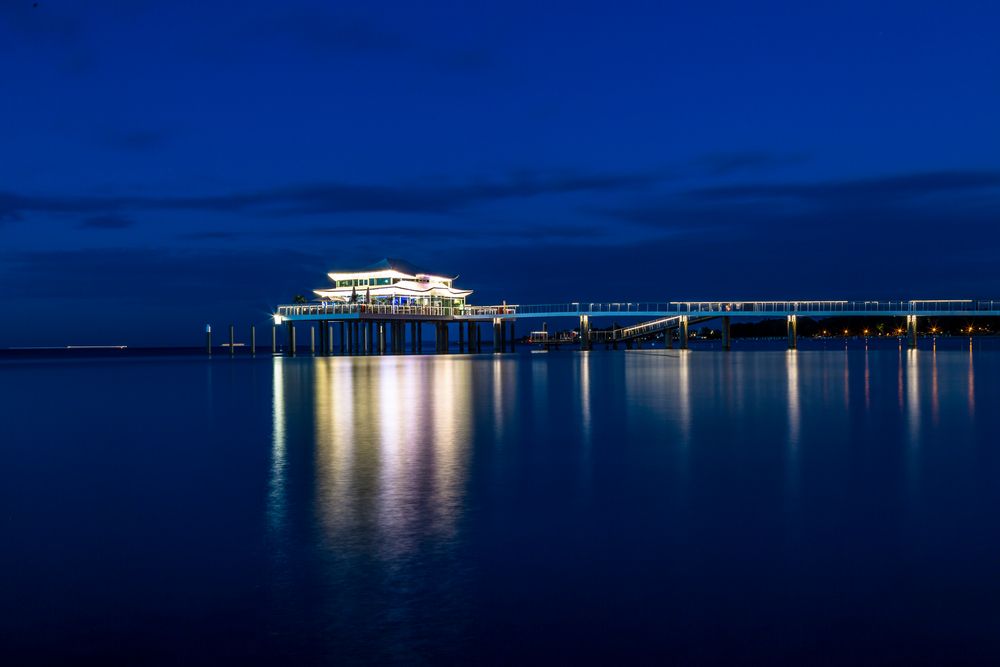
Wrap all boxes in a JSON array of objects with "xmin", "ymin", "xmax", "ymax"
[
  {"xmin": 509, "ymin": 321, "xmax": 515, "ymax": 352},
  {"xmin": 907, "ymin": 315, "xmax": 918, "ymax": 350},
  {"xmin": 379, "ymin": 322, "xmax": 387, "ymax": 354},
  {"xmin": 310, "ymin": 325, "xmax": 316, "ymax": 354},
  {"xmin": 205, "ymin": 324, "xmax": 212, "ymax": 355},
  {"xmin": 251, "ymin": 325, "xmax": 256, "ymax": 355},
  {"xmin": 327, "ymin": 322, "xmax": 333, "ymax": 355},
  {"xmin": 459, "ymin": 321, "xmax": 465, "ymax": 352},
  {"xmin": 580, "ymin": 314, "xmax": 591, "ymax": 351},
  {"xmin": 272, "ymin": 325, "xmax": 276, "ymax": 354},
  {"xmin": 476, "ymin": 323, "xmax": 482, "ymax": 352},
  {"xmin": 318, "ymin": 321, "xmax": 325, "ymax": 355},
  {"xmin": 410, "ymin": 321, "xmax": 417, "ymax": 353},
  {"xmin": 229, "ymin": 324, "xmax": 235, "ymax": 355},
  {"xmin": 679, "ymin": 316, "xmax": 689, "ymax": 350},
  {"xmin": 288, "ymin": 321, "xmax": 297, "ymax": 355},
  {"xmin": 787, "ymin": 315, "xmax": 797, "ymax": 350},
  {"xmin": 722, "ymin": 316, "xmax": 731, "ymax": 351},
  {"xmin": 443, "ymin": 322, "xmax": 450, "ymax": 352}
]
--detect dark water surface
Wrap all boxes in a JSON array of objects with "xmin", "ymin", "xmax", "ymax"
[{"xmin": 3, "ymin": 343, "xmax": 1000, "ymax": 664}]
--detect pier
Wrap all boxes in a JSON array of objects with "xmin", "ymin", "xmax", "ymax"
[
  {"xmin": 210, "ymin": 261, "xmax": 1000, "ymax": 355},
  {"xmin": 259, "ymin": 299, "xmax": 1000, "ymax": 354}
]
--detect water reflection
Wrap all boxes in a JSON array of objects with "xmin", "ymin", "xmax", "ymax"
[
  {"xmin": 786, "ymin": 351, "xmax": 800, "ymax": 449},
  {"xmin": 271, "ymin": 355, "xmax": 472, "ymax": 561}
]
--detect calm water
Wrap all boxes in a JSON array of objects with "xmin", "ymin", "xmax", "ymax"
[{"xmin": 3, "ymin": 343, "xmax": 1000, "ymax": 664}]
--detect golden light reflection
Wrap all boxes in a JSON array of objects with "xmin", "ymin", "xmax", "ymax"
[
  {"xmin": 271, "ymin": 355, "xmax": 473, "ymax": 561},
  {"xmin": 268, "ymin": 356, "xmax": 287, "ymax": 536},
  {"xmin": 678, "ymin": 350, "xmax": 691, "ymax": 447},
  {"xmin": 786, "ymin": 350, "xmax": 800, "ymax": 449},
  {"xmin": 906, "ymin": 349, "xmax": 920, "ymax": 447},
  {"xmin": 578, "ymin": 353, "xmax": 592, "ymax": 446},
  {"xmin": 968, "ymin": 343, "xmax": 975, "ymax": 418}
]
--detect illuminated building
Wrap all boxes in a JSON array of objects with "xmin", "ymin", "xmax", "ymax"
[{"xmin": 312, "ymin": 258, "xmax": 472, "ymax": 307}]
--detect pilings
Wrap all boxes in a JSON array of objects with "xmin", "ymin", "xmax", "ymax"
[
  {"xmin": 251, "ymin": 325, "xmax": 256, "ymax": 355},
  {"xmin": 906, "ymin": 315, "xmax": 918, "ymax": 349},
  {"xmin": 787, "ymin": 315, "xmax": 797, "ymax": 350},
  {"xmin": 205, "ymin": 324, "xmax": 212, "ymax": 355},
  {"xmin": 679, "ymin": 316, "xmax": 689, "ymax": 350},
  {"xmin": 272, "ymin": 325, "xmax": 276, "ymax": 354},
  {"xmin": 579, "ymin": 314, "xmax": 591, "ymax": 351},
  {"xmin": 229, "ymin": 324, "xmax": 235, "ymax": 355},
  {"xmin": 287, "ymin": 321, "xmax": 297, "ymax": 355},
  {"xmin": 509, "ymin": 321, "xmax": 515, "ymax": 352},
  {"xmin": 722, "ymin": 316, "xmax": 731, "ymax": 351}
]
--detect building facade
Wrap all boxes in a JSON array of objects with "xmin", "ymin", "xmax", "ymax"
[{"xmin": 312, "ymin": 258, "xmax": 472, "ymax": 307}]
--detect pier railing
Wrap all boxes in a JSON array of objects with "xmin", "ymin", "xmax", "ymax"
[
  {"xmin": 277, "ymin": 300, "xmax": 1000, "ymax": 321},
  {"xmin": 277, "ymin": 303, "xmax": 457, "ymax": 318}
]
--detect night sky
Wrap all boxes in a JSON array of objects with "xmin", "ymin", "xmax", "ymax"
[{"xmin": 2, "ymin": 1, "xmax": 1000, "ymax": 346}]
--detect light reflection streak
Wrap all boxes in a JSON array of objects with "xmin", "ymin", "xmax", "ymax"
[
  {"xmin": 270, "ymin": 356, "xmax": 472, "ymax": 563},
  {"xmin": 906, "ymin": 349, "xmax": 920, "ymax": 447},
  {"xmin": 678, "ymin": 351, "xmax": 691, "ymax": 447},
  {"xmin": 786, "ymin": 351, "xmax": 800, "ymax": 449},
  {"xmin": 968, "ymin": 343, "xmax": 975, "ymax": 418},
  {"xmin": 268, "ymin": 356, "xmax": 287, "ymax": 536},
  {"xmin": 786, "ymin": 350, "xmax": 800, "ymax": 502},
  {"xmin": 579, "ymin": 353, "xmax": 592, "ymax": 447}
]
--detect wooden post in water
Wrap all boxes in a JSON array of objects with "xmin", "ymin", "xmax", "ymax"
[
  {"xmin": 229, "ymin": 324, "xmax": 235, "ymax": 355},
  {"xmin": 251, "ymin": 325, "xmax": 256, "ymax": 355},
  {"xmin": 310, "ymin": 326, "xmax": 316, "ymax": 354},
  {"xmin": 205, "ymin": 324, "xmax": 212, "ymax": 355},
  {"xmin": 288, "ymin": 321, "xmax": 297, "ymax": 355},
  {"xmin": 272, "ymin": 325, "xmax": 276, "ymax": 354}
]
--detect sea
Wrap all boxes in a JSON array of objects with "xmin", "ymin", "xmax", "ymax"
[{"xmin": 2, "ymin": 338, "xmax": 999, "ymax": 665}]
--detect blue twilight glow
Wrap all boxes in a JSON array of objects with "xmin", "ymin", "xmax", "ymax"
[{"xmin": 1, "ymin": 1, "xmax": 1000, "ymax": 345}]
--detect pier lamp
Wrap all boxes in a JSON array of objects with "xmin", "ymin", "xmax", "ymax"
[{"xmin": 273, "ymin": 314, "xmax": 284, "ymax": 325}]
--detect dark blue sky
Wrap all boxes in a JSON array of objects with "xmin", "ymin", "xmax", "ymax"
[{"xmin": 2, "ymin": 1, "xmax": 1000, "ymax": 345}]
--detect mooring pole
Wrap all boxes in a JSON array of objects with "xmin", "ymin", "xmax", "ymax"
[
  {"xmin": 205, "ymin": 324, "xmax": 212, "ymax": 355},
  {"xmin": 229, "ymin": 324, "xmax": 235, "ymax": 355},
  {"xmin": 251, "ymin": 325, "xmax": 256, "ymax": 355}
]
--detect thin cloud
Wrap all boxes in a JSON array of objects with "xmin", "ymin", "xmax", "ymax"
[
  {"xmin": 79, "ymin": 215, "xmax": 134, "ymax": 230},
  {"xmin": 0, "ymin": 169, "xmax": 658, "ymax": 221}
]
